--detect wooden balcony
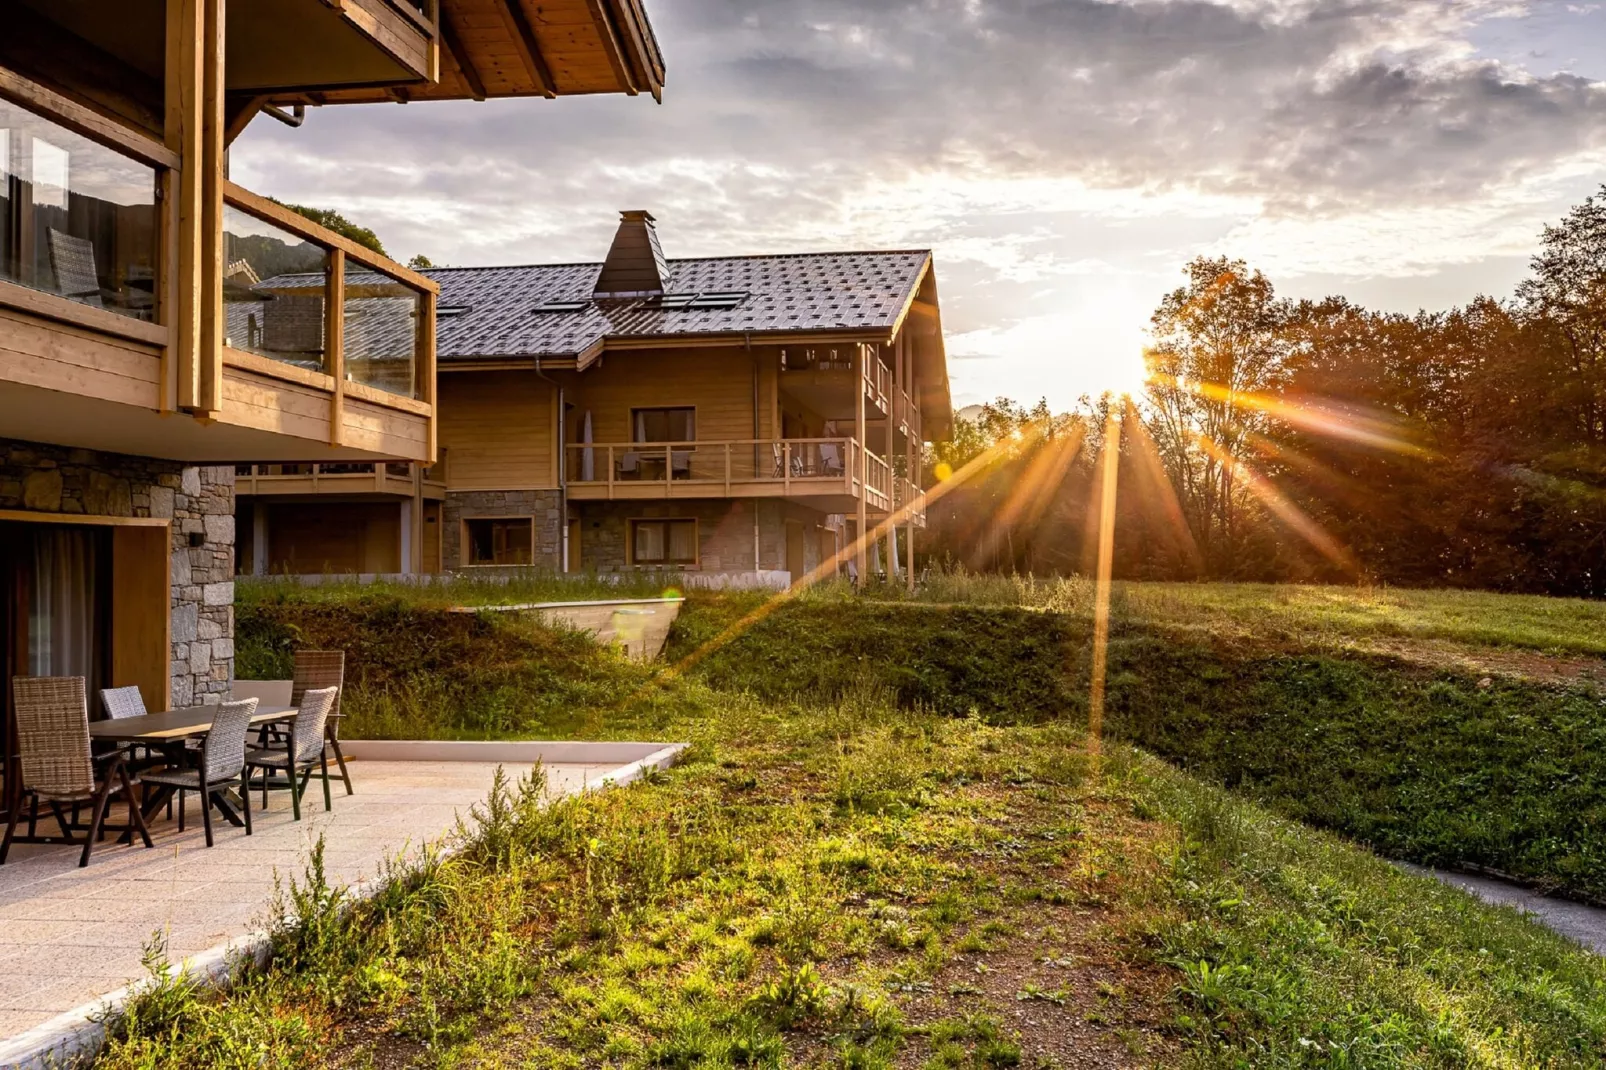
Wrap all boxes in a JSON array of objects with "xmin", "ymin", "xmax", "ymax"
[
  {"xmin": 779, "ymin": 344, "xmax": 895, "ymax": 422},
  {"xmin": 0, "ymin": 74, "xmax": 438, "ymax": 465},
  {"xmin": 565, "ymin": 439, "xmax": 894, "ymax": 512},
  {"xmin": 235, "ymin": 461, "xmax": 447, "ymax": 501}
]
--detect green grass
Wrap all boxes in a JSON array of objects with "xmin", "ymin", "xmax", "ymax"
[
  {"xmin": 845, "ymin": 572, "xmax": 1606, "ymax": 657},
  {"xmin": 238, "ymin": 570, "xmax": 684, "ymax": 611},
  {"xmin": 95, "ymin": 685, "xmax": 1606, "ymax": 1069}
]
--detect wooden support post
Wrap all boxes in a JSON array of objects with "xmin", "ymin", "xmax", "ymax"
[
  {"xmin": 854, "ymin": 345, "xmax": 868, "ymax": 588},
  {"xmin": 326, "ymin": 248, "xmax": 346, "ymax": 446},
  {"xmin": 166, "ymin": 0, "xmax": 225, "ymax": 417},
  {"xmin": 420, "ymin": 291, "xmax": 438, "ymax": 463}
]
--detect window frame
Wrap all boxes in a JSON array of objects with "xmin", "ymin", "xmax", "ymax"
[
  {"xmin": 630, "ymin": 406, "xmax": 697, "ymax": 445},
  {"xmin": 627, "ymin": 518, "xmax": 699, "ymax": 567},
  {"xmin": 461, "ymin": 515, "xmax": 536, "ymax": 567}
]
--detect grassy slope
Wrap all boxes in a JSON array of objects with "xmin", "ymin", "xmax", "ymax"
[
  {"xmin": 673, "ymin": 592, "xmax": 1606, "ymax": 902},
  {"xmin": 99, "ymin": 691, "xmax": 1606, "ymax": 1069}
]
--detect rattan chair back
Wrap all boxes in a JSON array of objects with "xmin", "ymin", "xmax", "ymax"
[
  {"xmin": 290, "ymin": 687, "xmax": 337, "ymax": 764},
  {"xmin": 11, "ymin": 677, "xmax": 95, "ymax": 798},
  {"xmin": 100, "ymin": 686, "xmax": 148, "ymax": 721},
  {"xmin": 204, "ymin": 699, "xmax": 258, "ymax": 781},
  {"xmin": 291, "ymin": 651, "xmax": 344, "ymax": 738}
]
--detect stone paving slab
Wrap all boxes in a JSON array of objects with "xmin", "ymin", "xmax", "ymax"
[{"xmin": 0, "ymin": 759, "xmax": 616, "ymax": 1039}]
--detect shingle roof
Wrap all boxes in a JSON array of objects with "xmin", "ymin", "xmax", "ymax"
[{"xmin": 425, "ymin": 251, "xmax": 932, "ymax": 362}]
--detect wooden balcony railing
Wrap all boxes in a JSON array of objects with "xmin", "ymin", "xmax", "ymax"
[
  {"xmin": 235, "ymin": 460, "xmax": 447, "ymax": 496},
  {"xmin": 564, "ymin": 438, "xmax": 894, "ymax": 508}
]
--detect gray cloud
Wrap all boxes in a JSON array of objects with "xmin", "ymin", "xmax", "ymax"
[{"xmin": 230, "ymin": 0, "xmax": 1606, "ymax": 405}]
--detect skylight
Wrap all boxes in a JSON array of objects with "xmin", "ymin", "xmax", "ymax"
[
  {"xmin": 438, "ymin": 305, "xmax": 473, "ymax": 317},
  {"xmin": 534, "ymin": 299, "xmax": 590, "ymax": 314},
  {"xmin": 647, "ymin": 291, "xmax": 749, "ymax": 311}
]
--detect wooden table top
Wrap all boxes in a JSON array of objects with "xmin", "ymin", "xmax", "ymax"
[{"xmin": 87, "ymin": 705, "xmax": 296, "ymax": 742}]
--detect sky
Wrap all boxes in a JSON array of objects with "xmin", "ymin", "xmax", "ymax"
[{"xmin": 232, "ymin": 0, "xmax": 1606, "ymax": 411}]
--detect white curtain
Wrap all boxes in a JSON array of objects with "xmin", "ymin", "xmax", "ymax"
[{"xmin": 28, "ymin": 528, "xmax": 102, "ymax": 693}]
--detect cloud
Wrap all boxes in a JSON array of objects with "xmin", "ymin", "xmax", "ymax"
[{"xmin": 230, "ymin": 0, "xmax": 1606, "ymax": 407}]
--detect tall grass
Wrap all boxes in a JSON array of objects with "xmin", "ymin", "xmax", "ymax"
[{"xmin": 238, "ymin": 568, "xmax": 685, "ymax": 610}]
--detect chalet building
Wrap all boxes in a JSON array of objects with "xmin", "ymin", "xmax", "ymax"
[
  {"xmin": 1, "ymin": 2, "xmax": 665, "ymax": 737},
  {"xmin": 235, "ymin": 211, "xmax": 952, "ymax": 585}
]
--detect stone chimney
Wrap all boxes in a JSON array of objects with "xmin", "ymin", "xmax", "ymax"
[{"xmin": 593, "ymin": 210, "xmax": 671, "ymax": 297}]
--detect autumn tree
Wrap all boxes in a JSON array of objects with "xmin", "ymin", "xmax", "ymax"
[
  {"xmin": 1144, "ymin": 257, "xmax": 1291, "ymax": 570},
  {"xmin": 1517, "ymin": 185, "xmax": 1606, "ymax": 445}
]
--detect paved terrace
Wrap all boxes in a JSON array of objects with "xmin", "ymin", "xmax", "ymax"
[{"xmin": 0, "ymin": 742, "xmax": 678, "ymax": 1056}]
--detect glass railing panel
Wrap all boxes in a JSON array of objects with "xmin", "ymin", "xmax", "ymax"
[
  {"xmin": 343, "ymin": 265, "xmax": 420, "ymax": 399},
  {"xmin": 222, "ymin": 204, "xmax": 329, "ymax": 372},
  {"xmin": 0, "ymin": 98, "xmax": 159, "ymax": 321}
]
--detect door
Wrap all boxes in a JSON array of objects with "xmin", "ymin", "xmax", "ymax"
[
  {"xmin": 568, "ymin": 519, "xmax": 582, "ymax": 572},
  {"xmin": 785, "ymin": 520, "xmax": 806, "ymax": 583}
]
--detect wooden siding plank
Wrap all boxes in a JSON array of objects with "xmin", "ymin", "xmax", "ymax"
[{"xmin": 438, "ymin": 370, "xmax": 556, "ymax": 490}]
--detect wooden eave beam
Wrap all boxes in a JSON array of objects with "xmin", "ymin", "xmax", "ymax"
[
  {"xmin": 223, "ymin": 95, "xmax": 267, "ymax": 145},
  {"xmin": 583, "ymin": 0, "xmax": 639, "ymax": 96},
  {"xmin": 501, "ymin": 0, "xmax": 559, "ymax": 99},
  {"xmin": 611, "ymin": 0, "xmax": 662, "ymax": 101},
  {"xmin": 439, "ymin": 14, "xmax": 489, "ymax": 101}
]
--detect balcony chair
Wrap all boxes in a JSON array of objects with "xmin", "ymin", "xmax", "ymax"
[
  {"xmin": 138, "ymin": 699, "xmax": 257, "ymax": 847},
  {"xmin": 291, "ymin": 651, "xmax": 353, "ymax": 796},
  {"xmin": 3, "ymin": 677, "xmax": 153, "ymax": 868},
  {"xmin": 619, "ymin": 451, "xmax": 640, "ymax": 479},
  {"xmin": 46, "ymin": 229, "xmax": 105, "ymax": 309},
  {"xmin": 671, "ymin": 449, "xmax": 692, "ymax": 480},
  {"xmin": 818, "ymin": 442, "xmax": 844, "ymax": 477},
  {"xmin": 245, "ymin": 687, "xmax": 338, "ymax": 821}
]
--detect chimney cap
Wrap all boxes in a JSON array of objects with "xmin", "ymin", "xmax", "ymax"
[{"xmin": 620, "ymin": 209, "xmax": 657, "ymax": 224}]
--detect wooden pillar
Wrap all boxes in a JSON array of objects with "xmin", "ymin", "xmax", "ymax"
[
  {"xmin": 165, "ymin": 0, "xmax": 225, "ymax": 416},
  {"xmin": 854, "ymin": 344, "xmax": 868, "ymax": 587},
  {"xmin": 326, "ymin": 248, "xmax": 346, "ymax": 445}
]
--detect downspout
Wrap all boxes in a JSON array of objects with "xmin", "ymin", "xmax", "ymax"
[
  {"xmin": 752, "ymin": 336, "xmax": 761, "ymax": 578},
  {"xmin": 533, "ymin": 357, "xmax": 567, "ymax": 572}
]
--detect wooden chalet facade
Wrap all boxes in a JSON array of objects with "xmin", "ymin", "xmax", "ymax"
[
  {"xmin": 237, "ymin": 211, "xmax": 952, "ymax": 585},
  {"xmin": 0, "ymin": 4, "xmax": 665, "ymax": 722}
]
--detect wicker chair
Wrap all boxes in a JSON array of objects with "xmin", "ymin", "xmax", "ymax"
[
  {"xmin": 3, "ymin": 677, "xmax": 153, "ymax": 867},
  {"xmin": 292, "ymin": 651, "xmax": 352, "ymax": 796},
  {"xmin": 245, "ymin": 687, "xmax": 337, "ymax": 821},
  {"xmin": 139, "ymin": 699, "xmax": 258, "ymax": 847}
]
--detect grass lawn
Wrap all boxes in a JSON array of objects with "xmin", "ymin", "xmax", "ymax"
[{"xmin": 99, "ymin": 685, "xmax": 1606, "ymax": 1069}]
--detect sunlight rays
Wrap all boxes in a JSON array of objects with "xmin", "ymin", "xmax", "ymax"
[
  {"xmin": 1086, "ymin": 407, "xmax": 1122, "ymax": 761},
  {"xmin": 969, "ymin": 423, "xmax": 1087, "ymax": 570}
]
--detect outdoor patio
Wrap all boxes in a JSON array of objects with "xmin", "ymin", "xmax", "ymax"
[{"xmin": 0, "ymin": 748, "xmax": 664, "ymax": 1044}]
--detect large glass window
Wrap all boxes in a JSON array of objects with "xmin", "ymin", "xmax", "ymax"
[
  {"xmin": 465, "ymin": 518, "xmax": 533, "ymax": 566},
  {"xmin": 630, "ymin": 519, "xmax": 697, "ymax": 566},
  {"xmin": 344, "ymin": 265, "xmax": 420, "ymax": 398},
  {"xmin": 0, "ymin": 99, "xmax": 159, "ymax": 321},
  {"xmin": 632, "ymin": 407, "xmax": 695, "ymax": 443},
  {"xmin": 222, "ymin": 205, "xmax": 329, "ymax": 372}
]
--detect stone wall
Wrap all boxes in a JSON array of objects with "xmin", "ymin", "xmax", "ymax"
[
  {"xmin": 442, "ymin": 490, "xmax": 563, "ymax": 570},
  {"xmin": 0, "ymin": 439, "xmax": 236, "ymax": 707}
]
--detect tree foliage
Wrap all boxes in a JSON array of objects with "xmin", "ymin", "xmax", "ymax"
[{"xmin": 924, "ymin": 186, "xmax": 1606, "ymax": 596}]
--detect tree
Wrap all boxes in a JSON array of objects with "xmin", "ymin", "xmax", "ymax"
[
  {"xmin": 279, "ymin": 202, "xmax": 388, "ymax": 256},
  {"xmin": 1144, "ymin": 257, "xmax": 1290, "ymax": 569},
  {"xmin": 408, "ymin": 254, "xmax": 436, "ymax": 270}
]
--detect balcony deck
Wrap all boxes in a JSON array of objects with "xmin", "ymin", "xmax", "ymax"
[{"xmin": 564, "ymin": 439, "xmax": 925, "ymax": 523}]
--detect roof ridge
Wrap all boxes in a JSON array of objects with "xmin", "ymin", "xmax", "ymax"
[{"xmin": 422, "ymin": 249, "xmax": 932, "ymax": 276}]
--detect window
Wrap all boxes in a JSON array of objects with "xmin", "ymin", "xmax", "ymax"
[
  {"xmin": 0, "ymin": 98, "xmax": 159, "ymax": 322},
  {"xmin": 464, "ymin": 518, "xmax": 533, "ymax": 566},
  {"xmin": 631, "ymin": 520, "xmax": 697, "ymax": 566},
  {"xmin": 632, "ymin": 407, "xmax": 695, "ymax": 443},
  {"xmin": 533, "ymin": 299, "xmax": 589, "ymax": 313}
]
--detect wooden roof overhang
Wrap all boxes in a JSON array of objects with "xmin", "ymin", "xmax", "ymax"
[{"xmin": 260, "ymin": 0, "xmax": 665, "ymax": 108}]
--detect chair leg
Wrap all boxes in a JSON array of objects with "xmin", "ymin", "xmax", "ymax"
[
  {"xmin": 319, "ymin": 752, "xmax": 333, "ymax": 812},
  {"xmin": 200, "ymin": 785, "xmax": 214, "ymax": 848},
  {"xmin": 290, "ymin": 767, "xmax": 303, "ymax": 821},
  {"xmin": 79, "ymin": 783, "xmax": 113, "ymax": 868},
  {"xmin": 239, "ymin": 775, "xmax": 252, "ymax": 836},
  {"xmin": 178, "ymin": 790, "xmax": 185, "ymax": 832},
  {"xmin": 26, "ymin": 796, "xmax": 37, "ymax": 840},
  {"xmin": 330, "ymin": 737, "xmax": 354, "ymax": 795},
  {"xmin": 1, "ymin": 794, "xmax": 24, "ymax": 863},
  {"xmin": 117, "ymin": 765, "xmax": 153, "ymax": 849}
]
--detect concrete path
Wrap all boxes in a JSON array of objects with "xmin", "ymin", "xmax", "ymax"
[
  {"xmin": 1398, "ymin": 862, "xmax": 1606, "ymax": 954},
  {"xmin": 0, "ymin": 759, "xmax": 614, "ymax": 1038}
]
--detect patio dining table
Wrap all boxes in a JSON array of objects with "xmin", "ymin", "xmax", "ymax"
[{"xmin": 89, "ymin": 704, "xmax": 296, "ymax": 828}]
